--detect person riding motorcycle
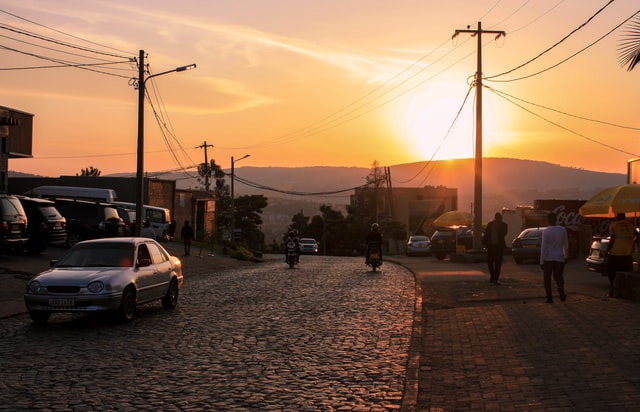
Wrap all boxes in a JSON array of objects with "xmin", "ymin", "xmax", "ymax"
[
  {"xmin": 284, "ymin": 229, "xmax": 300, "ymax": 263},
  {"xmin": 365, "ymin": 223, "xmax": 383, "ymax": 265}
]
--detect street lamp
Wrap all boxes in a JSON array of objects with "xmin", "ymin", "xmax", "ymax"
[
  {"xmin": 230, "ymin": 154, "xmax": 250, "ymax": 241},
  {"xmin": 135, "ymin": 49, "xmax": 195, "ymax": 236}
]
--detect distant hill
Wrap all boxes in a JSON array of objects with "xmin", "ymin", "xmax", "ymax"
[{"xmin": 12, "ymin": 158, "xmax": 627, "ymax": 243}]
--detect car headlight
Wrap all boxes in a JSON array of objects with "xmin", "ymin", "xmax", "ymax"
[
  {"xmin": 27, "ymin": 281, "xmax": 42, "ymax": 294},
  {"xmin": 87, "ymin": 281, "xmax": 105, "ymax": 293}
]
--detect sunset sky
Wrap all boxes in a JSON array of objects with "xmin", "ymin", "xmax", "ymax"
[{"xmin": 1, "ymin": 0, "xmax": 639, "ymax": 179}]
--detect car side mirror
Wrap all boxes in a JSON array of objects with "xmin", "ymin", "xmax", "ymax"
[{"xmin": 137, "ymin": 258, "xmax": 152, "ymax": 267}]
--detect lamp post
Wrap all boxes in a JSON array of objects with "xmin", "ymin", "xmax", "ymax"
[
  {"xmin": 230, "ymin": 154, "xmax": 250, "ymax": 241},
  {"xmin": 135, "ymin": 49, "xmax": 195, "ymax": 236}
]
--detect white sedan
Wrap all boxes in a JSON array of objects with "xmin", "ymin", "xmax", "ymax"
[{"xmin": 24, "ymin": 237, "xmax": 183, "ymax": 323}]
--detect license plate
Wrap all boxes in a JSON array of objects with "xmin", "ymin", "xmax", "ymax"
[
  {"xmin": 11, "ymin": 224, "xmax": 21, "ymax": 233},
  {"xmin": 48, "ymin": 298, "xmax": 75, "ymax": 307}
]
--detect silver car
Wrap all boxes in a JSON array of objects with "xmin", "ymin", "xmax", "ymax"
[
  {"xmin": 406, "ymin": 235, "xmax": 432, "ymax": 256},
  {"xmin": 24, "ymin": 237, "xmax": 183, "ymax": 324}
]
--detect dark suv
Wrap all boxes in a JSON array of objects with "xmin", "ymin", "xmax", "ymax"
[
  {"xmin": 17, "ymin": 196, "xmax": 67, "ymax": 254},
  {"xmin": 0, "ymin": 195, "xmax": 29, "ymax": 253},
  {"xmin": 53, "ymin": 198, "xmax": 126, "ymax": 247}
]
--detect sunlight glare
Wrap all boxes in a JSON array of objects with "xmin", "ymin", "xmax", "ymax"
[{"xmin": 389, "ymin": 81, "xmax": 475, "ymax": 162}]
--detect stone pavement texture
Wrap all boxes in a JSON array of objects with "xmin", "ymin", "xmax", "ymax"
[{"xmin": 2, "ymin": 244, "xmax": 640, "ymax": 411}]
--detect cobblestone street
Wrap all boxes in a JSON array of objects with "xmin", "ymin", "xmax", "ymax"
[{"xmin": 0, "ymin": 254, "xmax": 415, "ymax": 411}]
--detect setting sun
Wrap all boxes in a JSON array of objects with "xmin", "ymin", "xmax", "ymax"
[{"xmin": 388, "ymin": 80, "xmax": 476, "ymax": 162}]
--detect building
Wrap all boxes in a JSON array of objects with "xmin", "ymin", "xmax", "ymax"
[
  {"xmin": 351, "ymin": 185, "xmax": 458, "ymax": 237},
  {"xmin": 1, "ymin": 106, "xmax": 34, "ymax": 193}
]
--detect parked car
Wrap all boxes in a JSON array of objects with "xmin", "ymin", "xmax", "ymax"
[
  {"xmin": 53, "ymin": 198, "xmax": 126, "ymax": 247},
  {"xmin": 586, "ymin": 237, "xmax": 609, "ymax": 274},
  {"xmin": 511, "ymin": 227, "xmax": 546, "ymax": 264},
  {"xmin": 17, "ymin": 196, "xmax": 67, "ymax": 254},
  {"xmin": 0, "ymin": 194, "xmax": 29, "ymax": 253},
  {"xmin": 406, "ymin": 235, "xmax": 431, "ymax": 256},
  {"xmin": 512, "ymin": 226, "xmax": 579, "ymax": 264},
  {"xmin": 298, "ymin": 237, "xmax": 319, "ymax": 254},
  {"xmin": 23, "ymin": 237, "xmax": 183, "ymax": 323},
  {"xmin": 430, "ymin": 227, "xmax": 474, "ymax": 260}
]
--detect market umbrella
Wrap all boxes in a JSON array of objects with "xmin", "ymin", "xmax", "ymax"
[
  {"xmin": 579, "ymin": 184, "xmax": 640, "ymax": 218},
  {"xmin": 433, "ymin": 210, "xmax": 473, "ymax": 228}
]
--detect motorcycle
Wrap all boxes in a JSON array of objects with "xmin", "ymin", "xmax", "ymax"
[
  {"xmin": 285, "ymin": 240, "xmax": 298, "ymax": 269},
  {"xmin": 366, "ymin": 241, "xmax": 382, "ymax": 272}
]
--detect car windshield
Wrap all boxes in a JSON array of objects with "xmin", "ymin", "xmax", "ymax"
[
  {"xmin": 410, "ymin": 236, "xmax": 428, "ymax": 242},
  {"xmin": 56, "ymin": 242, "xmax": 135, "ymax": 268},
  {"xmin": 300, "ymin": 239, "xmax": 316, "ymax": 244}
]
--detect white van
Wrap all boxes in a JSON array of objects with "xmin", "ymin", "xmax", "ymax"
[
  {"xmin": 111, "ymin": 201, "xmax": 171, "ymax": 240},
  {"xmin": 26, "ymin": 186, "xmax": 118, "ymax": 203}
]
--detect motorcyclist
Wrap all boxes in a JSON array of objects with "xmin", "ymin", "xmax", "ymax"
[
  {"xmin": 284, "ymin": 229, "xmax": 300, "ymax": 263},
  {"xmin": 365, "ymin": 223, "xmax": 383, "ymax": 264}
]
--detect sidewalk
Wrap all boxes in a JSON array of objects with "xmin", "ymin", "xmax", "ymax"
[{"xmin": 392, "ymin": 254, "xmax": 640, "ymax": 411}]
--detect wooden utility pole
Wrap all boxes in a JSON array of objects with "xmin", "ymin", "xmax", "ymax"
[
  {"xmin": 453, "ymin": 22, "xmax": 505, "ymax": 251},
  {"xmin": 195, "ymin": 141, "xmax": 214, "ymax": 191}
]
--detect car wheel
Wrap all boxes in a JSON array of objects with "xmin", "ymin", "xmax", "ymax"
[
  {"xmin": 67, "ymin": 233, "xmax": 83, "ymax": 248},
  {"xmin": 118, "ymin": 286, "xmax": 136, "ymax": 322},
  {"xmin": 435, "ymin": 253, "xmax": 446, "ymax": 260},
  {"xmin": 29, "ymin": 310, "xmax": 51, "ymax": 324},
  {"xmin": 161, "ymin": 278, "xmax": 179, "ymax": 309}
]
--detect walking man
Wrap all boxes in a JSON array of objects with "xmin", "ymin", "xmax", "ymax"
[
  {"xmin": 540, "ymin": 212, "xmax": 568, "ymax": 303},
  {"xmin": 181, "ymin": 220, "xmax": 195, "ymax": 256},
  {"xmin": 606, "ymin": 213, "xmax": 636, "ymax": 297},
  {"xmin": 483, "ymin": 212, "xmax": 508, "ymax": 284}
]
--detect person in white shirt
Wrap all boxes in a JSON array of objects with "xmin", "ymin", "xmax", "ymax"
[{"xmin": 540, "ymin": 212, "xmax": 568, "ymax": 303}]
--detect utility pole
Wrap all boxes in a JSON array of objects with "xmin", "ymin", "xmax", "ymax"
[
  {"xmin": 453, "ymin": 22, "xmax": 505, "ymax": 252},
  {"xmin": 196, "ymin": 141, "xmax": 214, "ymax": 191}
]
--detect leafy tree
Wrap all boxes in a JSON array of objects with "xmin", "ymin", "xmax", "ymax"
[
  {"xmin": 618, "ymin": 15, "xmax": 640, "ymax": 71},
  {"xmin": 77, "ymin": 166, "xmax": 101, "ymax": 176},
  {"xmin": 234, "ymin": 194, "xmax": 268, "ymax": 249}
]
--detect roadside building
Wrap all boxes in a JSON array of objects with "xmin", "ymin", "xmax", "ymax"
[{"xmin": 1, "ymin": 105, "xmax": 34, "ymax": 193}]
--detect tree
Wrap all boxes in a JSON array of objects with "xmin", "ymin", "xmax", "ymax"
[
  {"xmin": 77, "ymin": 166, "xmax": 101, "ymax": 176},
  {"xmin": 234, "ymin": 194, "xmax": 268, "ymax": 249},
  {"xmin": 618, "ymin": 15, "xmax": 640, "ymax": 71}
]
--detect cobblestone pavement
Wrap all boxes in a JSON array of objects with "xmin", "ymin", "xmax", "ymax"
[
  {"xmin": 394, "ymin": 255, "xmax": 640, "ymax": 412},
  {"xmin": 3, "ymin": 244, "xmax": 640, "ymax": 411},
  {"xmin": 0, "ymin": 247, "xmax": 414, "ymax": 411}
]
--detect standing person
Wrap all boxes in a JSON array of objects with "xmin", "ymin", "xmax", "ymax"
[
  {"xmin": 540, "ymin": 212, "xmax": 568, "ymax": 303},
  {"xmin": 180, "ymin": 220, "xmax": 195, "ymax": 256},
  {"xmin": 483, "ymin": 212, "xmax": 508, "ymax": 285},
  {"xmin": 605, "ymin": 213, "xmax": 636, "ymax": 297}
]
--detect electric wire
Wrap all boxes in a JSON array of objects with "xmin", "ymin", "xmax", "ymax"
[
  {"xmin": 0, "ymin": 8, "xmax": 133, "ymax": 56},
  {"xmin": 486, "ymin": 85, "xmax": 639, "ymax": 158},
  {"xmin": 485, "ymin": 85, "xmax": 640, "ymax": 131},
  {"xmin": 485, "ymin": 0, "xmax": 616, "ymax": 81},
  {"xmin": 486, "ymin": 9, "xmax": 640, "ymax": 83},
  {"xmin": 392, "ymin": 84, "xmax": 475, "ymax": 185}
]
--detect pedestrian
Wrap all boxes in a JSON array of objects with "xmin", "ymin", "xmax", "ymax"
[
  {"xmin": 540, "ymin": 212, "xmax": 568, "ymax": 303},
  {"xmin": 605, "ymin": 213, "xmax": 636, "ymax": 297},
  {"xmin": 482, "ymin": 211, "xmax": 508, "ymax": 284},
  {"xmin": 180, "ymin": 220, "xmax": 195, "ymax": 256}
]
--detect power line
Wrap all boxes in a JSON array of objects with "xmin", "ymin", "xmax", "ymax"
[
  {"xmin": 485, "ymin": 85, "xmax": 640, "ymax": 131},
  {"xmin": 486, "ymin": 85, "xmax": 639, "ymax": 158},
  {"xmin": 485, "ymin": 0, "xmax": 616, "ymax": 81}
]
